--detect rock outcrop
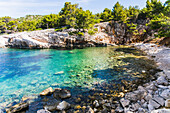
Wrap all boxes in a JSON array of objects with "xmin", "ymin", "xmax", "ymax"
[
  {"xmin": 0, "ymin": 26, "xmax": 115, "ymax": 49},
  {"xmin": 0, "ymin": 20, "xmax": 153, "ymax": 49}
]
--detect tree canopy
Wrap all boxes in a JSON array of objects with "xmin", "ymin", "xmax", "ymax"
[{"xmin": 0, "ymin": 0, "xmax": 169, "ymax": 38}]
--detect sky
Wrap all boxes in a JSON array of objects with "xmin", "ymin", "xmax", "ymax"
[{"xmin": 0, "ymin": 0, "xmax": 167, "ymax": 18}]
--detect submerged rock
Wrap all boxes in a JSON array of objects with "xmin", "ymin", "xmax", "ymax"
[
  {"xmin": 6, "ymin": 102, "xmax": 29, "ymax": 113},
  {"xmin": 53, "ymin": 88, "xmax": 71, "ymax": 99},
  {"xmin": 43, "ymin": 98, "xmax": 60, "ymax": 111},
  {"xmin": 40, "ymin": 87, "xmax": 53, "ymax": 96}
]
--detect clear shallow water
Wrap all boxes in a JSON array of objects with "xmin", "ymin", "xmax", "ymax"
[{"xmin": 0, "ymin": 47, "xmax": 156, "ymax": 108}]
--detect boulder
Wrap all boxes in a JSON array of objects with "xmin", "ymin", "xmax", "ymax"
[
  {"xmin": 144, "ymin": 93, "xmax": 152, "ymax": 101},
  {"xmin": 157, "ymin": 75, "xmax": 168, "ymax": 85},
  {"xmin": 148, "ymin": 104, "xmax": 154, "ymax": 112},
  {"xmin": 40, "ymin": 87, "xmax": 53, "ymax": 96},
  {"xmin": 85, "ymin": 106, "xmax": 94, "ymax": 113},
  {"xmin": 125, "ymin": 89, "xmax": 147, "ymax": 102},
  {"xmin": 152, "ymin": 95, "xmax": 165, "ymax": 106},
  {"xmin": 138, "ymin": 108, "xmax": 147, "ymax": 113},
  {"xmin": 149, "ymin": 99, "xmax": 160, "ymax": 109},
  {"xmin": 131, "ymin": 103, "xmax": 141, "ymax": 111},
  {"xmin": 115, "ymin": 106, "xmax": 124, "ymax": 113},
  {"xmin": 43, "ymin": 97, "xmax": 60, "ymax": 111},
  {"xmin": 145, "ymin": 83, "xmax": 157, "ymax": 91},
  {"xmin": 56, "ymin": 101, "xmax": 70, "ymax": 111},
  {"xmin": 37, "ymin": 109, "xmax": 51, "ymax": 113},
  {"xmin": 160, "ymin": 89, "xmax": 170, "ymax": 99},
  {"xmin": 59, "ymin": 89, "xmax": 71, "ymax": 99},
  {"xmin": 53, "ymin": 88, "xmax": 71, "ymax": 99},
  {"xmin": 120, "ymin": 98, "xmax": 130, "ymax": 108}
]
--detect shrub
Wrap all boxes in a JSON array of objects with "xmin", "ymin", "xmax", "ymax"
[
  {"xmin": 77, "ymin": 32, "xmax": 84, "ymax": 36},
  {"xmin": 88, "ymin": 30, "xmax": 96, "ymax": 35}
]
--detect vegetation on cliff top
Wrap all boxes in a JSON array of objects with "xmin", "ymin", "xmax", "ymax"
[{"xmin": 0, "ymin": 0, "xmax": 169, "ymax": 38}]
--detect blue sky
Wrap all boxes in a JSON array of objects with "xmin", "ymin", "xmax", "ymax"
[{"xmin": 0, "ymin": 0, "xmax": 167, "ymax": 18}]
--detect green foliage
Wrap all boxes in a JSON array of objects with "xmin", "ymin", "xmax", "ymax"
[
  {"xmin": 0, "ymin": 19, "xmax": 7, "ymax": 33},
  {"xmin": 127, "ymin": 6, "xmax": 140, "ymax": 20},
  {"xmin": 59, "ymin": 2, "xmax": 78, "ymax": 27},
  {"xmin": 7, "ymin": 20, "xmax": 18, "ymax": 31},
  {"xmin": 77, "ymin": 32, "xmax": 84, "ymax": 36},
  {"xmin": 88, "ymin": 29, "xmax": 97, "ymax": 35},
  {"xmin": 17, "ymin": 20, "xmax": 37, "ymax": 31},
  {"xmin": 149, "ymin": 14, "xmax": 170, "ymax": 38},
  {"xmin": 55, "ymin": 27, "xmax": 68, "ymax": 32},
  {"xmin": 68, "ymin": 31, "xmax": 84, "ymax": 36},
  {"xmin": 0, "ymin": 1, "xmax": 169, "ymax": 39},
  {"xmin": 75, "ymin": 9, "xmax": 95, "ymax": 30},
  {"xmin": 112, "ymin": 2, "xmax": 127, "ymax": 22},
  {"xmin": 126, "ymin": 22, "xmax": 138, "ymax": 35},
  {"xmin": 100, "ymin": 8, "xmax": 113, "ymax": 22},
  {"xmin": 41, "ymin": 14, "xmax": 60, "ymax": 29}
]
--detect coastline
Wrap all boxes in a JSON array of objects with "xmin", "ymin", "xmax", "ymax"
[{"xmin": 0, "ymin": 43, "xmax": 169, "ymax": 113}]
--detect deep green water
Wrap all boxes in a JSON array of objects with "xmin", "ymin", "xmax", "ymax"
[{"xmin": 0, "ymin": 46, "xmax": 156, "ymax": 108}]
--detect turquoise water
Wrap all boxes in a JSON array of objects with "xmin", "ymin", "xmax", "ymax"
[{"xmin": 0, "ymin": 47, "xmax": 156, "ymax": 108}]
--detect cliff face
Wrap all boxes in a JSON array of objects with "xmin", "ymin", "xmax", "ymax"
[
  {"xmin": 96, "ymin": 20, "xmax": 157, "ymax": 44},
  {"xmin": 0, "ymin": 20, "xmax": 162, "ymax": 49}
]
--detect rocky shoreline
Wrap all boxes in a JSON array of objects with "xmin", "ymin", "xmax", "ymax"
[
  {"xmin": 0, "ymin": 22, "xmax": 115, "ymax": 49},
  {"xmin": 0, "ymin": 43, "xmax": 169, "ymax": 113}
]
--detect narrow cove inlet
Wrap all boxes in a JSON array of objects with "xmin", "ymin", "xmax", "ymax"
[{"xmin": 0, "ymin": 46, "xmax": 159, "ymax": 110}]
